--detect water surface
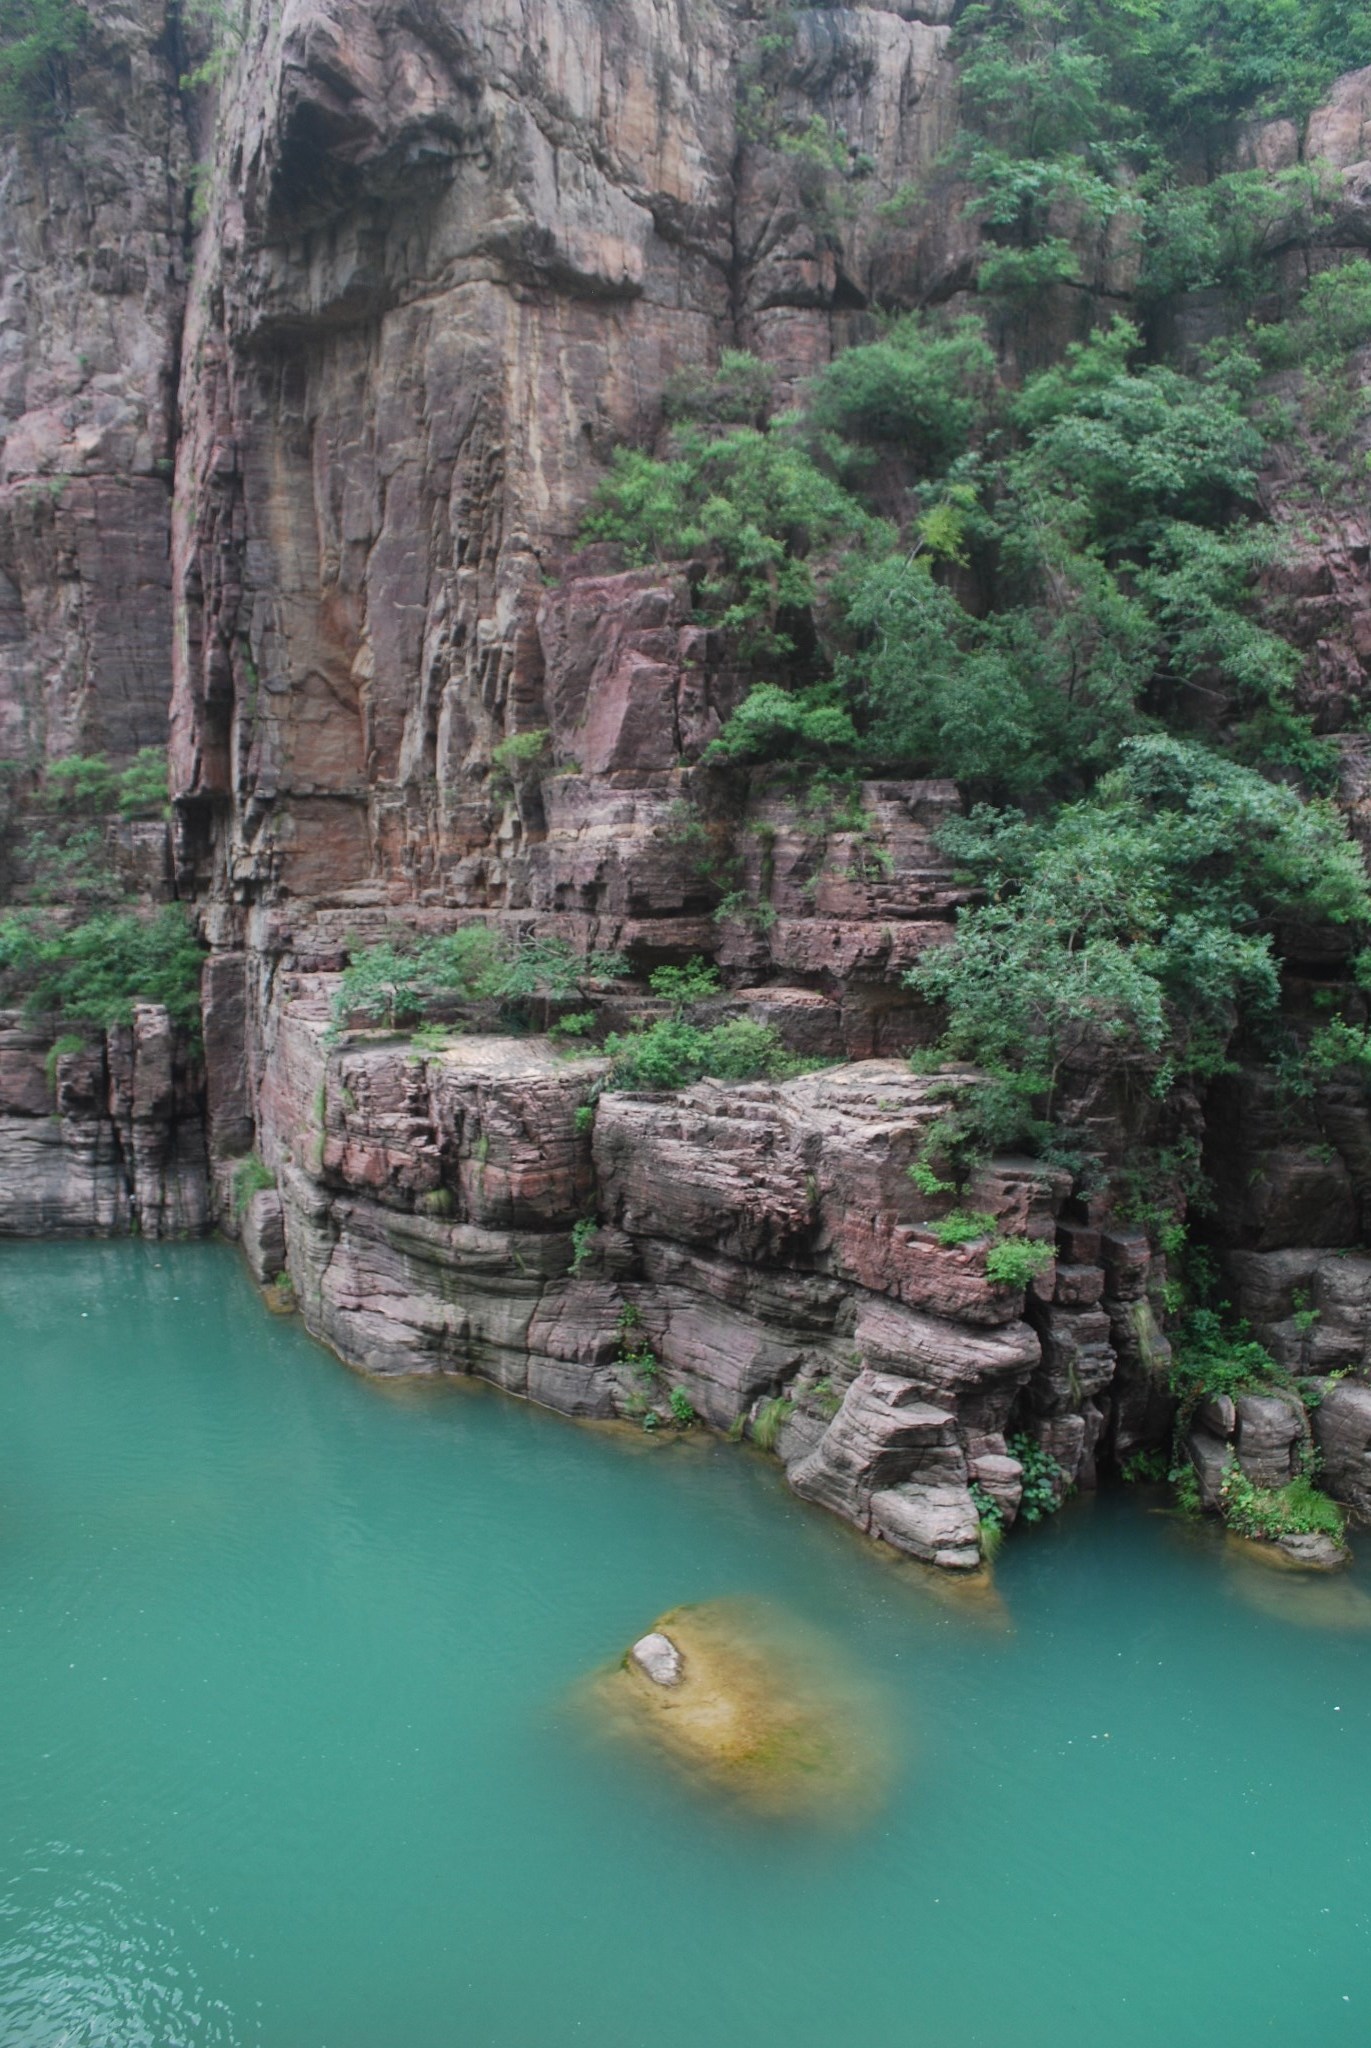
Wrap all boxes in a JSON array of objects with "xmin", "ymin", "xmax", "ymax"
[{"xmin": 1, "ymin": 1242, "xmax": 1367, "ymax": 2046}]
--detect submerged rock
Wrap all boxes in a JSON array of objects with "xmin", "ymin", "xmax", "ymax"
[
  {"xmin": 630, "ymin": 1631, "xmax": 684, "ymax": 1687},
  {"xmin": 589, "ymin": 1600, "xmax": 892, "ymax": 1821}
]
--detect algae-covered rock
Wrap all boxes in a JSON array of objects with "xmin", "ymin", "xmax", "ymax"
[{"xmin": 589, "ymin": 1599, "xmax": 892, "ymax": 1821}]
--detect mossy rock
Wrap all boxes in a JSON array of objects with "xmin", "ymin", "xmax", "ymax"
[{"xmin": 587, "ymin": 1598, "xmax": 893, "ymax": 1821}]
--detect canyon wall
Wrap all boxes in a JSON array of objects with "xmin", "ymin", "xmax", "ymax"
[{"xmin": 4, "ymin": 2, "xmax": 1371, "ymax": 1561}]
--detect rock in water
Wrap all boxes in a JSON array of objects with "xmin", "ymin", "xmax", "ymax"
[
  {"xmin": 590, "ymin": 1599, "xmax": 892, "ymax": 1821},
  {"xmin": 630, "ymin": 1631, "xmax": 684, "ymax": 1686}
]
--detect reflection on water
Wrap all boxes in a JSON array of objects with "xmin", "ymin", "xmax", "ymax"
[
  {"xmin": 0, "ymin": 1849, "xmax": 239, "ymax": 2048},
  {"xmin": 1222, "ymin": 1537, "xmax": 1371, "ymax": 1630},
  {"xmin": 1157, "ymin": 1496, "xmax": 1371, "ymax": 1629}
]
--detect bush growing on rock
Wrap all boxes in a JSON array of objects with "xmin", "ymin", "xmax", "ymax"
[
  {"xmin": 332, "ymin": 928, "xmax": 628, "ymax": 1034},
  {"xmin": 602, "ymin": 1015, "xmax": 800, "ymax": 1092},
  {"xmin": 0, "ymin": 904, "xmax": 205, "ymax": 1032},
  {"xmin": 906, "ymin": 736, "xmax": 1371, "ymax": 1160},
  {"xmin": 0, "ymin": 0, "xmax": 87, "ymax": 131}
]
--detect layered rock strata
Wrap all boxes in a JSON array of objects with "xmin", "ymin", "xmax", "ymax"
[
  {"xmin": 0, "ymin": 1004, "xmax": 208, "ymax": 1238},
  {"xmin": 241, "ymin": 991, "xmax": 1169, "ymax": 1565}
]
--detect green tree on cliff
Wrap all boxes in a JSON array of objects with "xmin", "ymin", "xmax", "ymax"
[{"xmin": 0, "ymin": 0, "xmax": 87, "ymax": 130}]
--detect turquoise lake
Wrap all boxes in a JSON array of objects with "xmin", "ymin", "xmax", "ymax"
[{"xmin": 1, "ymin": 1240, "xmax": 1368, "ymax": 2046}]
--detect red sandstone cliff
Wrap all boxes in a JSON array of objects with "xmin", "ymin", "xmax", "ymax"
[{"xmin": 5, "ymin": 3, "xmax": 1371, "ymax": 1562}]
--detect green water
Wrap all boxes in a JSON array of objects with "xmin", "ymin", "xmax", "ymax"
[{"xmin": 2, "ymin": 1243, "xmax": 1368, "ymax": 2047}]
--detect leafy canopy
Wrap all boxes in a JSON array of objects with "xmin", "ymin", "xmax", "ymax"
[
  {"xmin": 0, "ymin": 905, "xmax": 205, "ymax": 1032},
  {"xmin": 0, "ymin": 0, "xmax": 86, "ymax": 131},
  {"xmin": 908, "ymin": 736, "xmax": 1371, "ymax": 1150}
]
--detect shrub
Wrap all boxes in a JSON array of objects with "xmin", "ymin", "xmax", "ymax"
[
  {"xmin": 0, "ymin": 0, "xmax": 87, "ymax": 131},
  {"xmin": 930, "ymin": 1209, "xmax": 997, "ymax": 1247},
  {"xmin": 42, "ymin": 755, "xmax": 117, "ymax": 814},
  {"xmin": 232, "ymin": 1153, "xmax": 275, "ymax": 1217},
  {"xmin": 1219, "ymin": 1467, "xmax": 1345, "ymax": 1544},
  {"xmin": 647, "ymin": 957, "xmax": 721, "ymax": 1007},
  {"xmin": 489, "ymin": 729, "xmax": 550, "ymax": 793},
  {"xmin": 581, "ymin": 426, "xmax": 881, "ymax": 658},
  {"xmin": 665, "ymin": 350, "xmax": 773, "ymax": 428},
  {"xmin": 602, "ymin": 1015, "xmax": 797, "ymax": 1092},
  {"xmin": 568, "ymin": 1217, "xmax": 598, "ymax": 1275},
  {"xmin": 969, "ymin": 1482, "xmax": 1005, "ymax": 1559},
  {"xmin": 1168, "ymin": 1306, "xmax": 1285, "ymax": 1430},
  {"xmin": 0, "ymin": 904, "xmax": 204, "ymax": 1033},
  {"xmin": 42, "ymin": 1030, "xmax": 83, "ymax": 1089},
  {"xmin": 116, "ymin": 748, "xmax": 170, "ymax": 819},
  {"xmin": 1008, "ymin": 1433, "xmax": 1067, "ymax": 1524},
  {"xmin": 750, "ymin": 1396, "xmax": 794, "ymax": 1453},
  {"xmin": 985, "ymin": 1237, "xmax": 1055, "ymax": 1288},
  {"xmin": 807, "ymin": 314, "xmax": 997, "ymax": 471},
  {"xmin": 907, "ymin": 736, "xmax": 1371, "ymax": 1157},
  {"xmin": 332, "ymin": 927, "xmax": 628, "ymax": 1033},
  {"xmin": 668, "ymin": 1386, "xmax": 697, "ymax": 1428},
  {"xmin": 705, "ymin": 683, "xmax": 859, "ymax": 767}
]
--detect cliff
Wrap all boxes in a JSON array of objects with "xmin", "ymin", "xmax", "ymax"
[{"xmin": 4, "ymin": 0, "xmax": 1371, "ymax": 1567}]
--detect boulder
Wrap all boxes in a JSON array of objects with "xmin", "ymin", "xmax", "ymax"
[
  {"xmin": 630, "ymin": 1632, "xmax": 684, "ymax": 1687},
  {"xmin": 1314, "ymin": 1380, "xmax": 1371, "ymax": 1523}
]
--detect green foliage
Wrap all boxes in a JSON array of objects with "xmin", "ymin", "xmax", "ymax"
[
  {"xmin": 1168, "ymin": 1306, "xmax": 1284, "ymax": 1429},
  {"xmin": 232, "ymin": 1153, "xmax": 275, "ymax": 1217},
  {"xmin": 703, "ymin": 683, "xmax": 858, "ymax": 766},
  {"xmin": 603, "ymin": 1014, "xmax": 800, "ymax": 1092},
  {"xmin": 332, "ymin": 927, "xmax": 628, "ymax": 1033},
  {"xmin": 984, "ymin": 1236, "xmax": 1055, "ymax": 1287},
  {"xmin": 1120, "ymin": 1448, "xmax": 1168, "ymax": 1484},
  {"xmin": 1219, "ymin": 1466, "xmax": 1345, "ymax": 1543},
  {"xmin": 180, "ymin": 0, "xmax": 247, "ymax": 90},
  {"xmin": 42, "ymin": 755, "xmax": 117, "ymax": 814},
  {"xmin": 616, "ymin": 1304, "xmax": 660, "ymax": 1386},
  {"xmin": 0, "ymin": 905, "xmax": 204, "ymax": 1033},
  {"xmin": 665, "ymin": 351, "xmax": 774, "ymax": 429},
  {"xmin": 808, "ymin": 1375, "xmax": 842, "ymax": 1420},
  {"xmin": 908, "ymin": 1160, "xmax": 955, "ymax": 1197},
  {"xmin": 1171, "ymin": 1463, "xmax": 1202, "ymax": 1516},
  {"xmin": 489, "ymin": 729, "xmax": 550, "ymax": 794},
  {"xmin": 751, "ymin": 1396, "xmax": 794, "ymax": 1453},
  {"xmin": 647, "ymin": 957, "xmax": 722, "ymax": 1007},
  {"xmin": 581, "ymin": 425, "xmax": 881, "ymax": 658},
  {"xmin": 0, "ymin": 0, "xmax": 87, "ymax": 131},
  {"xmin": 42, "ymin": 1030, "xmax": 83, "ymax": 1089},
  {"xmin": 969, "ymin": 1482, "xmax": 1006, "ymax": 1559},
  {"xmin": 1009, "ymin": 1432, "xmax": 1067, "ymax": 1524},
  {"xmin": 569, "ymin": 1217, "xmax": 598, "ymax": 1275},
  {"xmin": 931, "ymin": 1209, "xmax": 997, "ymax": 1247},
  {"xmin": 668, "ymin": 1386, "xmax": 698, "ymax": 1428},
  {"xmin": 908, "ymin": 737, "xmax": 1371, "ymax": 1155},
  {"xmin": 549, "ymin": 1009, "xmax": 596, "ymax": 1039},
  {"xmin": 807, "ymin": 316, "xmax": 997, "ymax": 472},
  {"xmin": 1139, "ymin": 167, "xmax": 1329, "ymax": 303},
  {"xmin": 115, "ymin": 749, "xmax": 170, "ymax": 819}
]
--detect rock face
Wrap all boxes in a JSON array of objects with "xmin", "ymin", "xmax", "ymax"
[
  {"xmin": 0, "ymin": 0, "xmax": 188, "ymax": 763},
  {"xmin": 248, "ymin": 999, "xmax": 1096, "ymax": 1563},
  {"xmin": 0, "ymin": 1005, "xmax": 208, "ymax": 1237}
]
